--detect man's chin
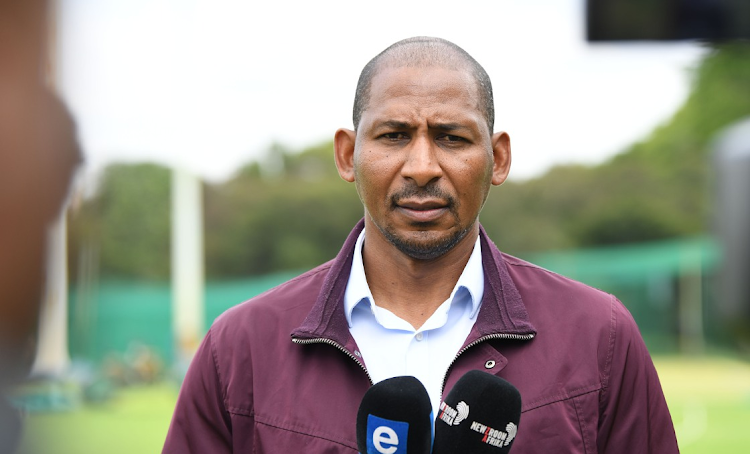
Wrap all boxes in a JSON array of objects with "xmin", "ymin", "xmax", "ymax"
[{"xmin": 384, "ymin": 229, "xmax": 468, "ymax": 261}]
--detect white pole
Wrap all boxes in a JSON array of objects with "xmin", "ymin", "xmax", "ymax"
[
  {"xmin": 32, "ymin": 217, "xmax": 71, "ymax": 376},
  {"xmin": 171, "ymin": 167, "xmax": 205, "ymax": 369},
  {"xmin": 31, "ymin": 0, "xmax": 71, "ymax": 377}
]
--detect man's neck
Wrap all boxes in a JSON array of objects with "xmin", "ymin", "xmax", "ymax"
[{"xmin": 361, "ymin": 224, "xmax": 479, "ymax": 330}]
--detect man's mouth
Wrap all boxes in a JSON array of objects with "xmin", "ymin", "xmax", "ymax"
[{"xmin": 395, "ymin": 199, "xmax": 449, "ymax": 222}]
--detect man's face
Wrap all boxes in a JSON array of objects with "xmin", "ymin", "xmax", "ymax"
[{"xmin": 350, "ymin": 65, "xmax": 501, "ymax": 260}]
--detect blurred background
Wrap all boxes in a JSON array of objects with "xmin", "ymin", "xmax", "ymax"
[{"xmin": 2, "ymin": 0, "xmax": 749, "ymax": 453}]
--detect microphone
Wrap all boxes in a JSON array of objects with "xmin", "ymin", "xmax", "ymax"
[
  {"xmin": 433, "ymin": 370, "xmax": 522, "ymax": 453},
  {"xmin": 356, "ymin": 376, "xmax": 433, "ymax": 454}
]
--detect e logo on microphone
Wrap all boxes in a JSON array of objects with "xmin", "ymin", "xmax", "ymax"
[{"xmin": 366, "ymin": 414, "xmax": 408, "ymax": 454}]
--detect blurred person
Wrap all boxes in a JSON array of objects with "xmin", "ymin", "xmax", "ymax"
[
  {"xmin": 164, "ymin": 37, "xmax": 678, "ymax": 453},
  {"xmin": 0, "ymin": 89, "xmax": 82, "ymax": 452},
  {"xmin": 0, "ymin": 90, "xmax": 82, "ymax": 451},
  {"xmin": 0, "ymin": 0, "xmax": 84, "ymax": 446}
]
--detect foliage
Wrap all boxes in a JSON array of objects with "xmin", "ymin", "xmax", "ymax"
[
  {"xmin": 204, "ymin": 163, "xmax": 362, "ymax": 277},
  {"xmin": 484, "ymin": 43, "xmax": 750, "ymax": 252},
  {"xmin": 68, "ymin": 163, "xmax": 171, "ymax": 281},
  {"xmin": 68, "ymin": 144, "xmax": 363, "ymax": 281},
  {"xmin": 67, "ymin": 44, "xmax": 750, "ymax": 279}
]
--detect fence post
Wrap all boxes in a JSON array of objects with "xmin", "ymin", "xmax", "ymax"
[{"xmin": 171, "ymin": 167, "xmax": 205, "ymax": 372}]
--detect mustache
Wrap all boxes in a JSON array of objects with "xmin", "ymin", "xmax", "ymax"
[{"xmin": 389, "ymin": 182, "xmax": 456, "ymax": 207}]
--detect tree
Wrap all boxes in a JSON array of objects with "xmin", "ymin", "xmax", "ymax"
[{"xmin": 68, "ymin": 163, "xmax": 171, "ymax": 281}]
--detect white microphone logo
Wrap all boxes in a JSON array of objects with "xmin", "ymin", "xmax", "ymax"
[
  {"xmin": 505, "ymin": 422, "xmax": 517, "ymax": 446},
  {"xmin": 453, "ymin": 401, "xmax": 469, "ymax": 426},
  {"xmin": 372, "ymin": 426, "xmax": 399, "ymax": 454}
]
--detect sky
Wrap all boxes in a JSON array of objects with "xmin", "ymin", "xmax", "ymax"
[{"xmin": 57, "ymin": 0, "xmax": 707, "ymax": 183}]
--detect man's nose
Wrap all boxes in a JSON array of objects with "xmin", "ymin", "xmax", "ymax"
[{"xmin": 400, "ymin": 135, "xmax": 443, "ymax": 187}]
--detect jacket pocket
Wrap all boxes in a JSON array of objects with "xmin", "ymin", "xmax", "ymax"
[
  {"xmin": 251, "ymin": 415, "xmax": 358, "ymax": 454},
  {"xmin": 510, "ymin": 389, "xmax": 599, "ymax": 454}
]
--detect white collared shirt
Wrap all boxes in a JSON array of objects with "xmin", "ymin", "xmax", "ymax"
[{"xmin": 344, "ymin": 230, "xmax": 484, "ymax": 416}]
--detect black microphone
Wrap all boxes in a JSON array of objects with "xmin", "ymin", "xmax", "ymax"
[
  {"xmin": 433, "ymin": 370, "xmax": 522, "ymax": 453},
  {"xmin": 356, "ymin": 376, "xmax": 433, "ymax": 454}
]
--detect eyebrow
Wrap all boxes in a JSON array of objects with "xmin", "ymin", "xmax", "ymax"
[
  {"xmin": 373, "ymin": 120, "xmax": 472, "ymax": 132},
  {"xmin": 429, "ymin": 122, "xmax": 469, "ymax": 132},
  {"xmin": 375, "ymin": 120, "xmax": 413, "ymax": 130}
]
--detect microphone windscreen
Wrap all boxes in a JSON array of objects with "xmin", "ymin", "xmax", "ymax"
[
  {"xmin": 356, "ymin": 376, "xmax": 433, "ymax": 454},
  {"xmin": 433, "ymin": 370, "xmax": 522, "ymax": 454}
]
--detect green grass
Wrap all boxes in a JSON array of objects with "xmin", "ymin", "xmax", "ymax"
[
  {"xmin": 655, "ymin": 355, "xmax": 750, "ymax": 453},
  {"xmin": 17, "ymin": 355, "xmax": 750, "ymax": 453},
  {"xmin": 18, "ymin": 383, "xmax": 179, "ymax": 454}
]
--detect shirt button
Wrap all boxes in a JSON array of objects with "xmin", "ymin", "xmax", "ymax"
[
  {"xmin": 485, "ymin": 360, "xmax": 496, "ymax": 369},
  {"xmin": 415, "ymin": 332, "xmax": 424, "ymax": 341}
]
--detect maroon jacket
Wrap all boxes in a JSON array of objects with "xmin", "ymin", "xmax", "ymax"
[{"xmin": 163, "ymin": 220, "xmax": 679, "ymax": 453}]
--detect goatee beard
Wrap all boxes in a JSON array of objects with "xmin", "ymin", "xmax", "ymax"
[{"xmin": 379, "ymin": 223, "xmax": 473, "ymax": 260}]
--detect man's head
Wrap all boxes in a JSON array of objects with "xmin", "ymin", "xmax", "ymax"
[
  {"xmin": 335, "ymin": 37, "xmax": 511, "ymax": 261},
  {"xmin": 352, "ymin": 37, "xmax": 495, "ymax": 133}
]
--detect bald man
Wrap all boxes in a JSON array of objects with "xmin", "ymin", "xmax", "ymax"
[{"xmin": 164, "ymin": 37, "xmax": 678, "ymax": 454}]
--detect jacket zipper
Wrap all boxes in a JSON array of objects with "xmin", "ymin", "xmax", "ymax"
[
  {"xmin": 292, "ymin": 337, "xmax": 374, "ymax": 385},
  {"xmin": 439, "ymin": 332, "xmax": 535, "ymax": 401},
  {"xmin": 293, "ymin": 332, "xmax": 534, "ymax": 397}
]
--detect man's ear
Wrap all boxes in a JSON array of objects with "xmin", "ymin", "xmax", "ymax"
[
  {"xmin": 490, "ymin": 131, "xmax": 512, "ymax": 186},
  {"xmin": 334, "ymin": 128, "xmax": 357, "ymax": 182}
]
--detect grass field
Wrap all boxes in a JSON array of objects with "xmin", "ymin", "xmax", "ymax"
[
  {"xmin": 17, "ymin": 355, "xmax": 750, "ymax": 453},
  {"xmin": 17, "ymin": 383, "xmax": 179, "ymax": 454},
  {"xmin": 655, "ymin": 355, "xmax": 750, "ymax": 452}
]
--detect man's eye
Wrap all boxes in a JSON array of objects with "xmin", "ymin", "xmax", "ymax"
[
  {"xmin": 382, "ymin": 132, "xmax": 408, "ymax": 140},
  {"xmin": 439, "ymin": 134, "xmax": 465, "ymax": 143}
]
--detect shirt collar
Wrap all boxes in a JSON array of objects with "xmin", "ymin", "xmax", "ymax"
[{"xmin": 343, "ymin": 229, "xmax": 484, "ymax": 327}]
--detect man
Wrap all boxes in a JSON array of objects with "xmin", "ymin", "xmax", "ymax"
[{"xmin": 163, "ymin": 37, "xmax": 678, "ymax": 453}]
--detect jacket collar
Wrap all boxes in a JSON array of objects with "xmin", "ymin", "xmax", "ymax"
[{"xmin": 291, "ymin": 219, "xmax": 536, "ymax": 348}]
